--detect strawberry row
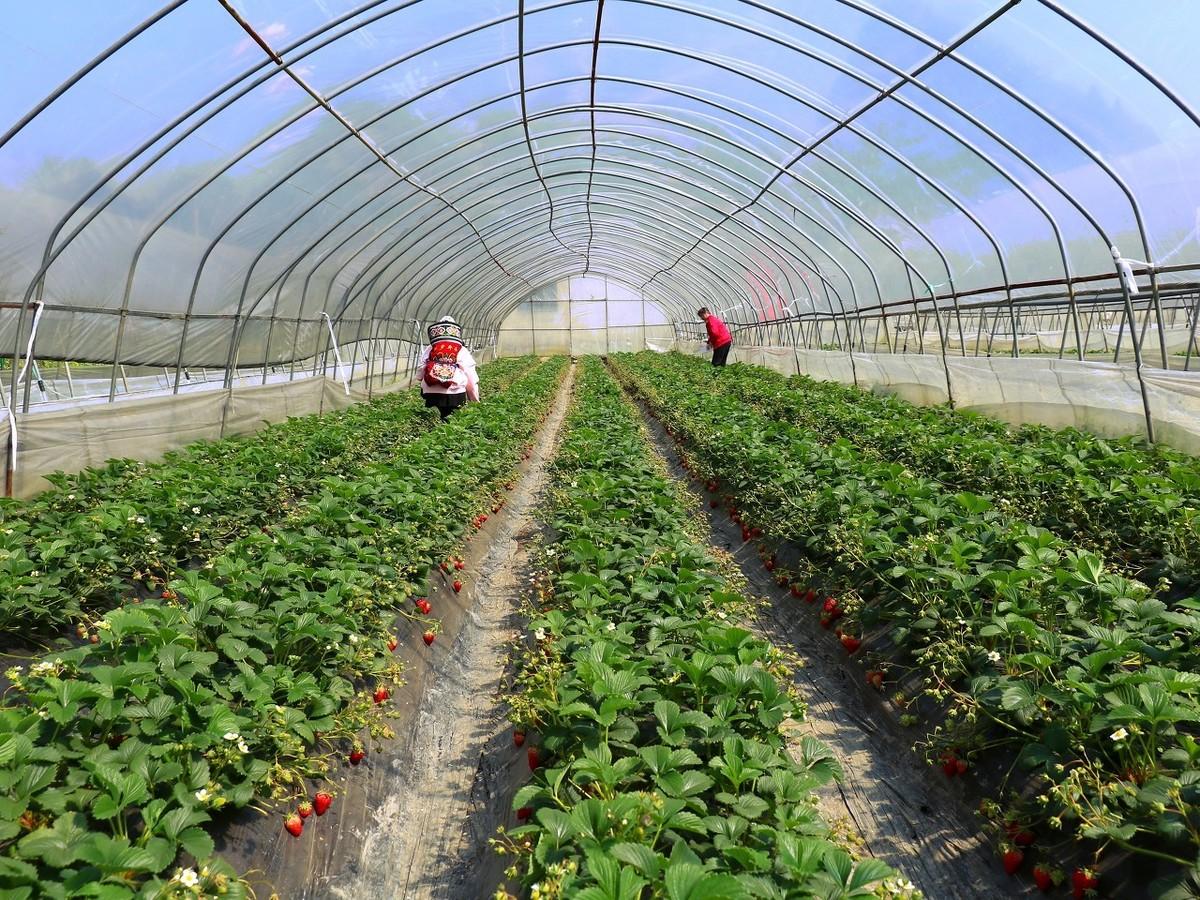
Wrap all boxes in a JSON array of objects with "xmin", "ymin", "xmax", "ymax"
[
  {"xmin": 0, "ymin": 354, "xmax": 542, "ymax": 635},
  {"xmin": 0, "ymin": 357, "xmax": 567, "ymax": 899},
  {"xmin": 642, "ymin": 351, "xmax": 1200, "ymax": 579},
  {"xmin": 610, "ymin": 352, "xmax": 1200, "ymax": 895},
  {"xmin": 496, "ymin": 358, "xmax": 915, "ymax": 899}
]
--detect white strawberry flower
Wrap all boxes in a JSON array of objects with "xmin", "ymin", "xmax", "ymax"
[
  {"xmin": 175, "ymin": 867, "xmax": 200, "ymax": 888},
  {"xmin": 223, "ymin": 732, "xmax": 240, "ymax": 742},
  {"xmin": 987, "ymin": 650, "xmax": 1001, "ymax": 663},
  {"xmin": 67, "ymin": 494, "xmax": 75, "ymax": 500},
  {"xmin": 194, "ymin": 788, "xmax": 210, "ymax": 803},
  {"xmin": 605, "ymin": 622, "xmax": 616, "ymax": 632},
  {"xmin": 192, "ymin": 507, "xmax": 201, "ymax": 514},
  {"xmin": 237, "ymin": 740, "xmax": 250, "ymax": 754},
  {"xmin": 1110, "ymin": 727, "xmax": 1129, "ymax": 742},
  {"xmin": 534, "ymin": 628, "xmax": 546, "ymax": 641},
  {"xmin": 348, "ymin": 634, "xmax": 359, "ymax": 644},
  {"xmin": 136, "ymin": 516, "xmax": 145, "ymax": 524}
]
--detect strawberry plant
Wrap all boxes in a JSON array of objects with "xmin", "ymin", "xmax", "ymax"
[
  {"xmin": 497, "ymin": 359, "xmax": 916, "ymax": 899},
  {"xmin": 0, "ymin": 355, "xmax": 544, "ymax": 636},
  {"xmin": 0, "ymin": 357, "xmax": 568, "ymax": 897},
  {"xmin": 612, "ymin": 351, "xmax": 1200, "ymax": 891}
]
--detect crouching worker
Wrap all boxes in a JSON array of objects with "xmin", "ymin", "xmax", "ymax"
[{"xmin": 419, "ymin": 316, "xmax": 479, "ymax": 419}]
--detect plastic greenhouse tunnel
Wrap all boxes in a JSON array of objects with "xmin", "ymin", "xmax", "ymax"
[{"xmin": 0, "ymin": 2, "xmax": 1198, "ymax": 898}]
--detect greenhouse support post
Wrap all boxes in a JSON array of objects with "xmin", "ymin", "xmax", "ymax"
[{"xmin": 320, "ymin": 313, "xmax": 350, "ymax": 395}]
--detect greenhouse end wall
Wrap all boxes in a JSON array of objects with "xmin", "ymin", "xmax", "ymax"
[
  {"xmin": 496, "ymin": 275, "xmax": 675, "ymax": 357},
  {"xmin": 676, "ymin": 341, "xmax": 1200, "ymax": 455}
]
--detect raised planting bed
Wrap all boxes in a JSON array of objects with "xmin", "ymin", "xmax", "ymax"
[
  {"xmin": 0, "ymin": 357, "xmax": 567, "ymax": 898},
  {"xmin": 496, "ymin": 357, "xmax": 918, "ymax": 899},
  {"xmin": 0, "ymin": 355, "xmax": 544, "ymax": 637},
  {"xmin": 639, "ymin": 351, "xmax": 1200, "ymax": 584},
  {"xmin": 611, "ymin": 351, "xmax": 1200, "ymax": 897}
]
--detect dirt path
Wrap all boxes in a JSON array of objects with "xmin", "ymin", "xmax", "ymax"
[
  {"xmin": 622, "ymin": 384, "xmax": 1020, "ymax": 900},
  {"xmin": 329, "ymin": 362, "xmax": 574, "ymax": 900}
]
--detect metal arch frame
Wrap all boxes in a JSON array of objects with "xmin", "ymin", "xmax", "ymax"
[
  {"xmin": 339, "ymin": 143, "xmax": 847, "ymax": 319},
  {"xmin": 9, "ymin": 0, "xmax": 535, "ymax": 404},
  {"xmin": 728, "ymin": 0, "xmax": 1173, "ymax": 420},
  {"xmin": 415, "ymin": 223, "xmax": 731, "ymax": 328},
  {"xmin": 11, "ymin": 10, "xmax": 1025, "ymax": 350},
  {"xmin": 358, "ymin": 189, "xmax": 775, "ymax": 335},
  {"xmin": 396, "ymin": 191, "xmax": 809, "ymax": 328},
  {"xmin": 342, "ymin": 168, "xmax": 855, "ymax": 345},
  {"xmin": 320, "ymin": 167, "xmax": 770, "ymax": 340},
  {"xmin": 633, "ymin": 1, "xmax": 1019, "ymax": 299},
  {"xmin": 6, "ymin": 0, "xmax": 1180, "ymax": 318},
  {"xmin": 10, "ymin": 2, "xmax": 598, "ymax": 406},
  {"xmin": 399, "ymin": 170, "xmax": 859, "ymax": 330},
  {"xmin": 183, "ymin": 20, "xmax": 1109, "ymax": 373},
  {"xmin": 1, "ymin": 17, "xmax": 1019, "ymax": 379},
  {"xmin": 3, "ymin": 0, "xmax": 1198, "ymax": 422},
  {"xmin": 820, "ymin": 0, "xmax": 1168, "ymax": 361},
  {"xmin": 239, "ymin": 90, "xmax": 909, "ymax": 346}
]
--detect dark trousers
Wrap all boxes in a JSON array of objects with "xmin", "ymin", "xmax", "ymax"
[
  {"xmin": 712, "ymin": 343, "xmax": 731, "ymax": 367},
  {"xmin": 423, "ymin": 392, "xmax": 467, "ymax": 419}
]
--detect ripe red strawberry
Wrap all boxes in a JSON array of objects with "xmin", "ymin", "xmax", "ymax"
[
  {"xmin": 373, "ymin": 687, "xmax": 390, "ymax": 704},
  {"xmin": 750, "ymin": 527, "xmax": 763, "ymax": 539},
  {"xmin": 440, "ymin": 561, "xmax": 451, "ymax": 573},
  {"xmin": 822, "ymin": 597, "xmax": 839, "ymax": 613},
  {"xmin": 349, "ymin": 749, "xmax": 365, "ymax": 765},
  {"xmin": 942, "ymin": 757, "xmax": 958, "ymax": 777},
  {"xmin": 454, "ymin": 559, "xmax": 465, "ymax": 570},
  {"xmin": 298, "ymin": 801, "xmax": 313, "ymax": 819},
  {"xmin": 452, "ymin": 580, "xmax": 463, "ymax": 593},
  {"xmin": 284, "ymin": 813, "xmax": 303, "ymax": 837},
  {"xmin": 866, "ymin": 670, "xmax": 884, "ymax": 690},
  {"xmin": 805, "ymin": 589, "xmax": 817, "ymax": 603},
  {"xmin": 819, "ymin": 615, "xmax": 833, "ymax": 630},
  {"xmin": 1072, "ymin": 868, "xmax": 1098, "ymax": 898},
  {"xmin": 790, "ymin": 584, "xmax": 803, "ymax": 598},
  {"xmin": 840, "ymin": 634, "xmax": 861, "ymax": 654},
  {"xmin": 417, "ymin": 599, "xmax": 432, "ymax": 614},
  {"xmin": 387, "ymin": 635, "xmax": 398, "ymax": 652},
  {"xmin": 1033, "ymin": 866, "xmax": 1054, "ymax": 892},
  {"xmin": 1002, "ymin": 848, "xmax": 1024, "ymax": 876},
  {"xmin": 314, "ymin": 791, "xmax": 333, "ymax": 816},
  {"xmin": 1014, "ymin": 830, "xmax": 1035, "ymax": 847},
  {"xmin": 516, "ymin": 806, "xmax": 533, "ymax": 821},
  {"xmin": 513, "ymin": 730, "xmax": 525, "ymax": 747},
  {"xmin": 479, "ymin": 514, "xmax": 488, "ymax": 524},
  {"xmin": 527, "ymin": 747, "xmax": 539, "ymax": 770},
  {"xmin": 423, "ymin": 631, "xmax": 435, "ymax": 646},
  {"xmin": 955, "ymin": 758, "xmax": 968, "ymax": 775}
]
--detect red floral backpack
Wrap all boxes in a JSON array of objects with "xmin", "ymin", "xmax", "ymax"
[{"xmin": 423, "ymin": 338, "xmax": 462, "ymax": 387}]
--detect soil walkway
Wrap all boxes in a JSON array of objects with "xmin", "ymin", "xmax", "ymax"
[
  {"xmin": 621, "ymin": 378, "xmax": 1022, "ymax": 900},
  {"xmin": 330, "ymin": 361, "xmax": 574, "ymax": 899}
]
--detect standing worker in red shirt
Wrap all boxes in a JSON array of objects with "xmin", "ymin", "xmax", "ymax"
[{"xmin": 698, "ymin": 307, "xmax": 732, "ymax": 367}]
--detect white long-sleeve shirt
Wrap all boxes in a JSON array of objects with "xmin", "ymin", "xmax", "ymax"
[{"xmin": 418, "ymin": 345, "xmax": 479, "ymax": 401}]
